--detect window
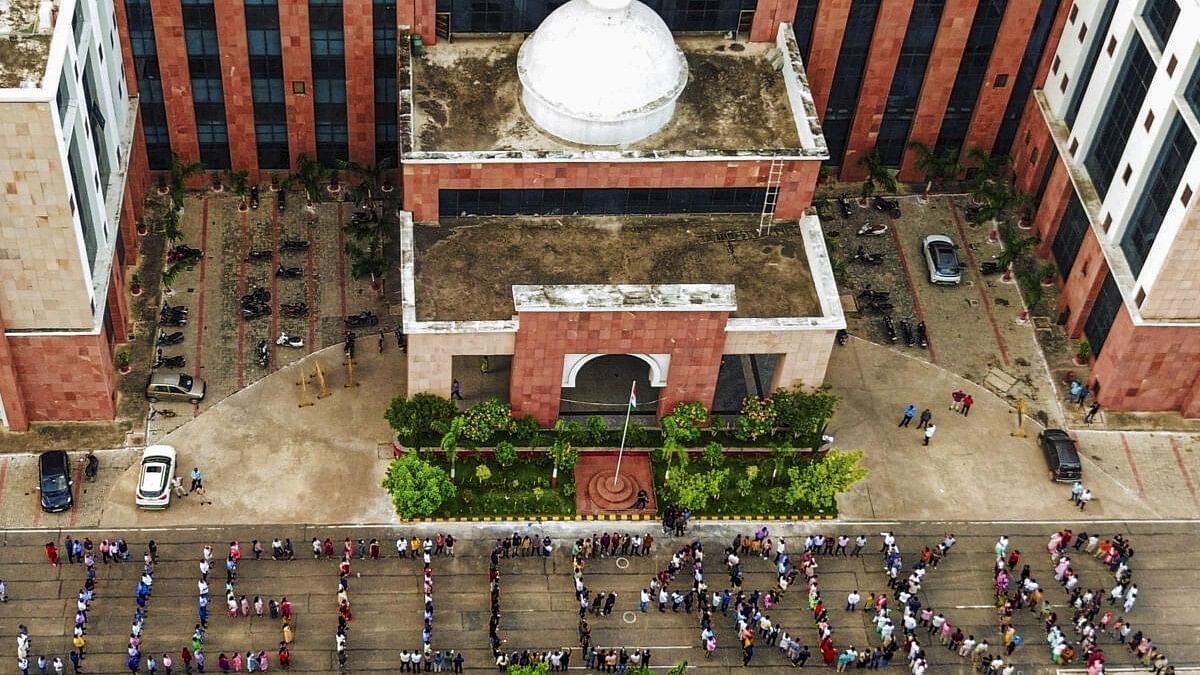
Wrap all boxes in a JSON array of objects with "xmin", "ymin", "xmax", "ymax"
[
  {"xmin": 822, "ymin": 0, "xmax": 882, "ymax": 165},
  {"xmin": 247, "ymin": 29, "xmax": 282, "ymax": 56},
  {"xmin": 191, "ymin": 78, "xmax": 224, "ymax": 103},
  {"xmin": 1083, "ymin": 273, "xmax": 1122, "ymax": 356},
  {"xmin": 1065, "ymin": 2, "xmax": 1116, "ymax": 129},
  {"xmin": 252, "ymin": 79, "xmax": 285, "ymax": 104},
  {"xmin": 876, "ymin": 0, "xmax": 945, "ymax": 166},
  {"xmin": 439, "ymin": 187, "xmax": 769, "ymax": 217},
  {"xmin": 1187, "ymin": 63, "xmax": 1200, "ymax": 120},
  {"xmin": 792, "ymin": 0, "xmax": 820, "ymax": 62},
  {"xmin": 184, "ymin": 29, "xmax": 219, "ymax": 56},
  {"xmin": 1084, "ymin": 36, "xmax": 1155, "ymax": 199},
  {"xmin": 311, "ymin": 29, "xmax": 345, "ymax": 56},
  {"xmin": 375, "ymin": 78, "xmax": 397, "ymax": 103},
  {"xmin": 993, "ymin": 0, "xmax": 1062, "ymax": 157},
  {"xmin": 935, "ymin": 0, "xmax": 1006, "ymax": 155},
  {"xmin": 125, "ymin": 0, "xmax": 171, "ymax": 169},
  {"xmin": 1121, "ymin": 111, "xmax": 1195, "ymax": 277},
  {"xmin": 1143, "ymin": 0, "xmax": 1179, "ymax": 50},
  {"xmin": 314, "ymin": 79, "xmax": 346, "ymax": 103},
  {"xmin": 1051, "ymin": 194, "xmax": 1088, "ymax": 277}
]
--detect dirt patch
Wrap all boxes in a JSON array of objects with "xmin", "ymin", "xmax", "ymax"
[
  {"xmin": 411, "ymin": 36, "xmax": 800, "ymax": 153},
  {"xmin": 413, "ymin": 215, "xmax": 820, "ymax": 321}
]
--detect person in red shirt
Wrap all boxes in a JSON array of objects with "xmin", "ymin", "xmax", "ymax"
[
  {"xmin": 961, "ymin": 394, "xmax": 974, "ymax": 416},
  {"xmin": 46, "ymin": 542, "xmax": 59, "ymax": 567}
]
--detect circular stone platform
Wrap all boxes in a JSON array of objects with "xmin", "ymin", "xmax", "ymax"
[{"xmin": 574, "ymin": 452, "xmax": 657, "ymax": 515}]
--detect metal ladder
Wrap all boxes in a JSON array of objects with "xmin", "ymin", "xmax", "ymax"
[{"xmin": 757, "ymin": 157, "xmax": 785, "ymax": 236}]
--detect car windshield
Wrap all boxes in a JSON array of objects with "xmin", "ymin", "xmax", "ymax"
[
  {"xmin": 932, "ymin": 246, "xmax": 958, "ymax": 273},
  {"xmin": 41, "ymin": 474, "xmax": 69, "ymax": 493},
  {"xmin": 178, "ymin": 374, "xmax": 193, "ymax": 390}
]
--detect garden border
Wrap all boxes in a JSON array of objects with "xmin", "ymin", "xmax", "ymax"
[{"xmin": 392, "ymin": 514, "xmax": 835, "ymax": 523}]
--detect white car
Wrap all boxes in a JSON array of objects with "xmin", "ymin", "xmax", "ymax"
[
  {"xmin": 922, "ymin": 234, "xmax": 962, "ymax": 285},
  {"xmin": 136, "ymin": 445, "xmax": 177, "ymax": 509}
]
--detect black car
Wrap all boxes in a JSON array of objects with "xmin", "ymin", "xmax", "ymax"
[
  {"xmin": 1038, "ymin": 429, "xmax": 1082, "ymax": 482},
  {"xmin": 38, "ymin": 450, "xmax": 74, "ymax": 512}
]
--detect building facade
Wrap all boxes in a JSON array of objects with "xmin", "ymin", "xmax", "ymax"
[
  {"xmin": 119, "ymin": 0, "xmax": 1065, "ymax": 182},
  {"xmin": 0, "ymin": 0, "xmax": 146, "ymax": 430},
  {"xmin": 1012, "ymin": 0, "xmax": 1200, "ymax": 416}
]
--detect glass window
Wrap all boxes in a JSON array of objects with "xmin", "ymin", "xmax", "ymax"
[
  {"xmin": 1187, "ymin": 63, "xmax": 1200, "ymax": 121},
  {"xmin": 935, "ymin": 0, "xmax": 1006, "ymax": 155},
  {"xmin": 993, "ymin": 0, "xmax": 1061, "ymax": 158},
  {"xmin": 311, "ymin": 29, "xmax": 345, "ymax": 56},
  {"xmin": 191, "ymin": 78, "xmax": 224, "ymax": 103},
  {"xmin": 1083, "ymin": 273, "xmax": 1122, "ymax": 355},
  {"xmin": 247, "ymin": 29, "xmax": 282, "ymax": 56},
  {"xmin": 314, "ymin": 79, "xmax": 347, "ymax": 103},
  {"xmin": 252, "ymin": 79, "xmax": 285, "ymax": 104},
  {"xmin": 1143, "ymin": 0, "xmax": 1179, "ymax": 50},
  {"xmin": 1084, "ymin": 36, "xmax": 1155, "ymax": 200},
  {"xmin": 876, "ymin": 0, "xmax": 945, "ymax": 166},
  {"xmin": 1064, "ymin": 1, "xmax": 1116, "ymax": 128},
  {"xmin": 1121, "ymin": 111, "xmax": 1195, "ymax": 277},
  {"xmin": 184, "ymin": 29, "xmax": 219, "ymax": 55},
  {"xmin": 822, "ymin": 0, "xmax": 882, "ymax": 165},
  {"xmin": 437, "ymin": 187, "xmax": 768, "ymax": 217},
  {"xmin": 1051, "ymin": 193, "xmax": 1089, "ymax": 277},
  {"xmin": 792, "ymin": 0, "xmax": 820, "ymax": 62}
]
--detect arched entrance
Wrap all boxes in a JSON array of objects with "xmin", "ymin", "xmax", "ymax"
[{"xmin": 558, "ymin": 354, "xmax": 663, "ymax": 420}]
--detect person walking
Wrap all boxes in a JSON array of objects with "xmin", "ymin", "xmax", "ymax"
[
  {"xmin": 1084, "ymin": 402, "xmax": 1101, "ymax": 424},
  {"xmin": 46, "ymin": 542, "xmax": 59, "ymax": 567},
  {"xmin": 960, "ymin": 395, "xmax": 973, "ymax": 416},
  {"xmin": 917, "ymin": 409, "xmax": 933, "ymax": 429},
  {"xmin": 898, "ymin": 404, "xmax": 916, "ymax": 427},
  {"xmin": 1077, "ymin": 489, "xmax": 1093, "ymax": 511},
  {"xmin": 190, "ymin": 467, "xmax": 204, "ymax": 492},
  {"xmin": 923, "ymin": 424, "xmax": 936, "ymax": 446},
  {"xmin": 450, "ymin": 379, "xmax": 463, "ymax": 400}
]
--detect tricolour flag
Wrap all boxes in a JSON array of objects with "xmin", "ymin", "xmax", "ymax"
[{"xmin": 629, "ymin": 381, "xmax": 638, "ymax": 409}]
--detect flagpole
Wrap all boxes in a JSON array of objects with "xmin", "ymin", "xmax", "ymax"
[{"xmin": 613, "ymin": 380, "xmax": 636, "ymax": 487}]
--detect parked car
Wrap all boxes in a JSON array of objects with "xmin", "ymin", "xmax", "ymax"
[
  {"xmin": 922, "ymin": 234, "xmax": 962, "ymax": 285},
  {"xmin": 146, "ymin": 372, "xmax": 206, "ymax": 403},
  {"xmin": 38, "ymin": 450, "xmax": 74, "ymax": 512},
  {"xmin": 1039, "ymin": 429, "xmax": 1082, "ymax": 482},
  {"xmin": 136, "ymin": 445, "xmax": 177, "ymax": 509}
]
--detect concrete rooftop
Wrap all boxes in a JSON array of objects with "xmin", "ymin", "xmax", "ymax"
[
  {"xmin": 0, "ymin": 0, "xmax": 56, "ymax": 89},
  {"xmin": 411, "ymin": 214, "xmax": 820, "ymax": 322},
  {"xmin": 409, "ymin": 34, "xmax": 808, "ymax": 157}
]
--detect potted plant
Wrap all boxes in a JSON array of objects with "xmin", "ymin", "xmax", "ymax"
[
  {"xmin": 1074, "ymin": 340, "xmax": 1091, "ymax": 366},
  {"xmin": 130, "ymin": 272, "xmax": 142, "ymax": 296},
  {"xmin": 269, "ymin": 173, "xmax": 281, "ymax": 192},
  {"xmin": 1039, "ymin": 262, "xmax": 1057, "ymax": 287},
  {"xmin": 115, "ymin": 348, "xmax": 132, "ymax": 374},
  {"xmin": 156, "ymin": 174, "xmax": 169, "ymax": 196},
  {"xmin": 326, "ymin": 169, "xmax": 341, "ymax": 195},
  {"xmin": 228, "ymin": 169, "xmax": 250, "ymax": 212},
  {"xmin": 858, "ymin": 177, "xmax": 874, "ymax": 208},
  {"xmin": 209, "ymin": 171, "xmax": 224, "ymax": 193},
  {"xmin": 857, "ymin": 148, "xmax": 898, "ymax": 202},
  {"xmin": 136, "ymin": 216, "xmax": 149, "ymax": 236}
]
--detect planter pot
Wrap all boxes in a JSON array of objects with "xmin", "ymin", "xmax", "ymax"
[
  {"xmin": 210, "ymin": 184, "xmax": 224, "ymax": 193},
  {"xmin": 156, "ymin": 184, "xmax": 169, "ymax": 196},
  {"xmin": 131, "ymin": 284, "xmax": 142, "ymax": 297},
  {"xmin": 1014, "ymin": 310, "xmax": 1029, "ymax": 325},
  {"xmin": 238, "ymin": 199, "xmax": 249, "ymax": 213},
  {"xmin": 987, "ymin": 229, "xmax": 1000, "ymax": 244},
  {"xmin": 858, "ymin": 198, "xmax": 869, "ymax": 208},
  {"xmin": 1017, "ymin": 218, "xmax": 1034, "ymax": 231},
  {"xmin": 1000, "ymin": 270, "xmax": 1016, "ymax": 283},
  {"xmin": 137, "ymin": 225, "xmax": 149, "ymax": 236},
  {"xmin": 380, "ymin": 183, "xmax": 395, "ymax": 194},
  {"xmin": 1073, "ymin": 355, "xmax": 1089, "ymax": 367},
  {"xmin": 327, "ymin": 184, "xmax": 341, "ymax": 195},
  {"xmin": 1040, "ymin": 278, "xmax": 1055, "ymax": 287},
  {"xmin": 118, "ymin": 364, "xmax": 132, "ymax": 375},
  {"xmin": 269, "ymin": 183, "xmax": 280, "ymax": 193}
]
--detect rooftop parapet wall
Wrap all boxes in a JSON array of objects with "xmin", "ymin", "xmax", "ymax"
[{"xmin": 0, "ymin": 0, "xmax": 57, "ymax": 89}]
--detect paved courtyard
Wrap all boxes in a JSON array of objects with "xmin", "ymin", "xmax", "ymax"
[{"xmin": 0, "ymin": 522, "xmax": 1195, "ymax": 673}]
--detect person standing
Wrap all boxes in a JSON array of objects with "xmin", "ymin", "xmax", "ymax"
[
  {"xmin": 46, "ymin": 542, "xmax": 59, "ymax": 567},
  {"xmin": 961, "ymin": 395, "xmax": 974, "ymax": 416},
  {"xmin": 190, "ymin": 467, "xmax": 203, "ymax": 492},
  {"xmin": 898, "ymin": 404, "xmax": 916, "ymax": 427},
  {"xmin": 917, "ymin": 409, "xmax": 933, "ymax": 429},
  {"xmin": 923, "ymin": 424, "xmax": 936, "ymax": 446},
  {"xmin": 0, "ymin": 577, "xmax": 7, "ymax": 602},
  {"xmin": 1078, "ymin": 489, "xmax": 1093, "ymax": 511}
]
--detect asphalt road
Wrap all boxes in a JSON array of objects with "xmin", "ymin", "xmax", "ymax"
[{"xmin": 0, "ymin": 521, "xmax": 1196, "ymax": 673}]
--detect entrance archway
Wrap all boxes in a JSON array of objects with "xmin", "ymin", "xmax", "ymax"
[{"xmin": 558, "ymin": 354, "xmax": 663, "ymax": 419}]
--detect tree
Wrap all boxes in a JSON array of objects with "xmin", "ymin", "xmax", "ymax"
[
  {"xmin": 662, "ymin": 466, "xmax": 728, "ymax": 513},
  {"xmin": 906, "ymin": 141, "xmax": 961, "ymax": 196},
  {"xmin": 291, "ymin": 153, "xmax": 331, "ymax": 203},
  {"xmin": 440, "ymin": 415, "xmax": 466, "ymax": 479},
  {"xmin": 338, "ymin": 157, "xmax": 394, "ymax": 206},
  {"xmin": 734, "ymin": 396, "xmax": 777, "ymax": 443},
  {"xmin": 167, "ymin": 153, "xmax": 205, "ymax": 210},
  {"xmin": 857, "ymin": 148, "xmax": 898, "ymax": 194},
  {"xmin": 227, "ymin": 169, "xmax": 250, "ymax": 209},
  {"xmin": 772, "ymin": 384, "xmax": 839, "ymax": 449},
  {"xmin": 666, "ymin": 662, "xmax": 688, "ymax": 675},
  {"xmin": 997, "ymin": 222, "xmax": 1038, "ymax": 278},
  {"xmin": 494, "ymin": 440, "xmax": 518, "ymax": 467},
  {"xmin": 548, "ymin": 438, "xmax": 578, "ymax": 487},
  {"xmin": 701, "ymin": 441, "xmax": 725, "ymax": 469},
  {"xmin": 656, "ymin": 436, "xmax": 690, "ymax": 483},
  {"xmin": 384, "ymin": 393, "xmax": 459, "ymax": 449},
  {"xmin": 461, "ymin": 398, "xmax": 515, "ymax": 445},
  {"xmin": 783, "ymin": 449, "xmax": 868, "ymax": 513},
  {"xmin": 381, "ymin": 452, "xmax": 456, "ymax": 519},
  {"xmin": 475, "ymin": 463, "xmax": 492, "ymax": 485}
]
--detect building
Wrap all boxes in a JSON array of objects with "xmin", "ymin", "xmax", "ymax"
[
  {"xmin": 118, "ymin": 0, "xmax": 1064, "ymax": 181},
  {"xmin": 0, "ymin": 0, "xmax": 145, "ymax": 430},
  {"xmin": 398, "ymin": 0, "xmax": 843, "ymax": 424},
  {"xmin": 1013, "ymin": 0, "xmax": 1200, "ymax": 416}
]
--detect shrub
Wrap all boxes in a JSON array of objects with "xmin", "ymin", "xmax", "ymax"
[
  {"xmin": 384, "ymin": 393, "xmax": 460, "ymax": 449},
  {"xmin": 548, "ymin": 439, "xmax": 579, "ymax": 476},
  {"xmin": 625, "ymin": 422, "xmax": 652, "ymax": 448},
  {"xmin": 462, "ymin": 398, "xmax": 515, "ymax": 445},
  {"xmin": 513, "ymin": 415, "xmax": 542, "ymax": 444},
  {"xmin": 494, "ymin": 441, "xmax": 518, "ymax": 467},
  {"xmin": 783, "ymin": 449, "xmax": 867, "ymax": 513},
  {"xmin": 661, "ymin": 401, "xmax": 709, "ymax": 445},
  {"xmin": 772, "ymin": 384, "xmax": 839, "ymax": 449},
  {"xmin": 381, "ymin": 453, "xmax": 456, "ymax": 519},
  {"xmin": 585, "ymin": 415, "xmax": 609, "ymax": 446},
  {"xmin": 735, "ymin": 396, "xmax": 777, "ymax": 442},
  {"xmin": 553, "ymin": 419, "xmax": 584, "ymax": 447},
  {"xmin": 701, "ymin": 441, "xmax": 725, "ymax": 469},
  {"xmin": 662, "ymin": 466, "xmax": 728, "ymax": 512},
  {"xmin": 475, "ymin": 464, "xmax": 492, "ymax": 485}
]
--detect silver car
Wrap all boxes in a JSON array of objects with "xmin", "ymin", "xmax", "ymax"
[
  {"xmin": 922, "ymin": 234, "xmax": 962, "ymax": 285},
  {"xmin": 146, "ymin": 372, "xmax": 206, "ymax": 403}
]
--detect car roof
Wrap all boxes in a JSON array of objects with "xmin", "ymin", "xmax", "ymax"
[
  {"xmin": 39, "ymin": 450, "xmax": 68, "ymax": 472},
  {"xmin": 924, "ymin": 234, "xmax": 953, "ymax": 246},
  {"xmin": 1042, "ymin": 429, "xmax": 1072, "ymax": 440},
  {"xmin": 150, "ymin": 372, "xmax": 185, "ymax": 386},
  {"xmin": 142, "ymin": 444, "xmax": 177, "ymax": 461}
]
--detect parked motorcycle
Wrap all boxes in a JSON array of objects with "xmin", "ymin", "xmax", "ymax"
[
  {"xmin": 257, "ymin": 339, "xmax": 269, "ymax": 367},
  {"xmin": 964, "ymin": 204, "xmax": 983, "ymax": 223},
  {"xmin": 275, "ymin": 265, "xmax": 303, "ymax": 279},
  {"xmin": 345, "ymin": 311, "xmax": 379, "ymax": 328},
  {"xmin": 249, "ymin": 185, "xmax": 260, "ymax": 210},
  {"xmin": 917, "ymin": 321, "xmax": 928, "ymax": 348},
  {"xmin": 900, "ymin": 319, "xmax": 915, "ymax": 347},
  {"xmin": 835, "ymin": 328, "xmax": 849, "ymax": 346},
  {"xmin": 863, "ymin": 300, "xmax": 895, "ymax": 314},
  {"xmin": 242, "ymin": 304, "xmax": 271, "ymax": 320},
  {"xmin": 872, "ymin": 195, "xmax": 902, "ymax": 218},
  {"xmin": 246, "ymin": 249, "xmax": 273, "ymax": 262},
  {"xmin": 157, "ymin": 329, "xmax": 184, "ymax": 346},
  {"xmin": 280, "ymin": 239, "xmax": 310, "ymax": 252},
  {"xmin": 980, "ymin": 260, "xmax": 1003, "ymax": 275},
  {"xmin": 851, "ymin": 246, "xmax": 884, "ymax": 265},
  {"xmin": 837, "ymin": 193, "xmax": 854, "ymax": 219},
  {"xmin": 350, "ymin": 209, "xmax": 377, "ymax": 225},
  {"xmin": 158, "ymin": 313, "xmax": 187, "ymax": 327},
  {"xmin": 395, "ymin": 327, "xmax": 407, "ymax": 353},
  {"xmin": 153, "ymin": 348, "xmax": 186, "ymax": 369},
  {"xmin": 241, "ymin": 287, "xmax": 270, "ymax": 306},
  {"xmin": 857, "ymin": 223, "xmax": 889, "ymax": 237},
  {"xmin": 280, "ymin": 302, "xmax": 309, "ymax": 318},
  {"xmin": 277, "ymin": 190, "xmax": 287, "ymax": 213},
  {"xmin": 882, "ymin": 316, "xmax": 898, "ymax": 344},
  {"xmin": 82, "ymin": 452, "xmax": 98, "ymax": 482},
  {"xmin": 276, "ymin": 331, "xmax": 305, "ymax": 348},
  {"xmin": 167, "ymin": 244, "xmax": 203, "ymax": 263},
  {"xmin": 857, "ymin": 287, "xmax": 890, "ymax": 303},
  {"xmin": 161, "ymin": 303, "xmax": 189, "ymax": 317}
]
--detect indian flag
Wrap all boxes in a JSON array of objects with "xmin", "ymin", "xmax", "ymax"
[{"xmin": 629, "ymin": 381, "xmax": 638, "ymax": 409}]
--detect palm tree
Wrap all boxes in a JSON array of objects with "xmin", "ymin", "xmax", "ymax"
[
  {"xmin": 965, "ymin": 146, "xmax": 1010, "ymax": 196},
  {"xmin": 906, "ymin": 141, "xmax": 961, "ymax": 198},
  {"xmin": 291, "ymin": 154, "xmax": 330, "ymax": 204},
  {"xmin": 857, "ymin": 148, "xmax": 898, "ymax": 194},
  {"xmin": 337, "ymin": 157, "xmax": 394, "ymax": 206},
  {"xmin": 227, "ymin": 169, "xmax": 250, "ymax": 211},
  {"xmin": 167, "ymin": 154, "xmax": 205, "ymax": 210}
]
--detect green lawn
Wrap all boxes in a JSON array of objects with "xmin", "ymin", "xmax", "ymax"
[{"xmin": 432, "ymin": 455, "xmax": 576, "ymax": 517}]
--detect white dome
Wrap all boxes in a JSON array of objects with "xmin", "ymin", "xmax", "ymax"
[{"xmin": 517, "ymin": 0, "xmax": 689, "ymax": 146}]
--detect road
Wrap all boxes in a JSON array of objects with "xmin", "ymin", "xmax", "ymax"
[{"xmin": 0, "ymin": 521, "xmax": 1195, "ymax": 673}]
